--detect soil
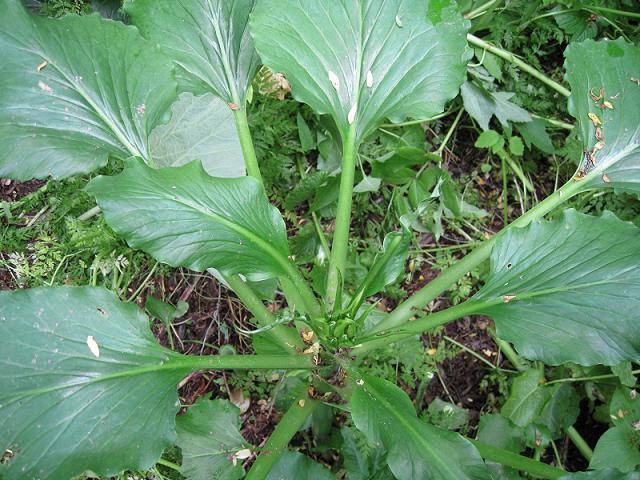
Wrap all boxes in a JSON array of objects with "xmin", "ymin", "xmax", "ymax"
[{"xmin": 0, "ymin": 178, "xmax": 45, "ymax": 202}]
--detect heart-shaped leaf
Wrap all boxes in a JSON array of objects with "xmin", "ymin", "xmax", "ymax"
[
  {"xmin": 87, "ymin": 159, "xmax": 291, "ymax": 281},
  {"xmin": 0, "ymin": 0, "xmax": 177, "ymax": 180},
  {"xmin": 0, "ymin": 287, "xmax": 191, "ymax": 480},
  {"xmin": 474, "ymin": 209, "xmax": 640, "ymax": 366},
  {"xmin": 564, "ymin": 38, "xmax": 640, "ymax": 194},
  {"xmin": 124, "ymin": 0, "xmax": 259, "ymax": 104},
  {"xmin": 149, "ymin": 92, "xmax": 245, "ymax": 178},
  {"xmin": 350, "ymin": 374, "xmax": 490, "ymax": 480},
  {"xmin": 250, "ymin": 0, "xmax": 469, "ymax": 142},
  {"xmin": 176, "ymin": 399, "xmax": 248, "ymax": 480}
]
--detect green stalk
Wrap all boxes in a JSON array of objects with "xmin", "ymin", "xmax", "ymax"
[
  {"xmin": 467, "ymin": 34, "xmax": 571, "ymax": 97},
  {"xmin": 225, "ymin": 274, "xmax": 302, "ymax": 353},
  {"xmin": 370, "ymin": 178, "xmax": 583, "ymax": 335},
  {"xmin": 435, "ymin": 108, "xmax": 464, "ymax": 156},
  {"xmin": 464, "ymin": 0, "xmax": 500, "ymax": 20},
  {"xmin": 233, "ymin": 107, "xmax": 263, "ymax": 185},
  {"xmin": 588, "ymin": 5, "xmax": 640, "ymax": 19},
  {"xmin": 246, "ymin": 394, "xmax": 319, "ymax": 480},
  {"xmin": 326, "ymin": 123, "xmax": 359, "ymax": 308},
  {"xmin": 469, "ymin": 440, "xmax": 565, "ymax": 479},
  {"xmin": 176, "ymin": 354, "xmax": 314, "ymax": 371}
]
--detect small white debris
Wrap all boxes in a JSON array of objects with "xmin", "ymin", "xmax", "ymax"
[
  {"xmin": 235, "ymin": 448, "xmax": 252, "ymax": 460},
  {"xmin": 136, "ymin": 104, "xmax": 146, "ymax": 116},
  {"xmin": 348, "ymin": 103, "xmax": 357, "ymax": 124},
  {"xmin": 356, "ymin": 379, "xmax": 364, "ymax": 386},
  {"xmin": 395, "ymin": 15, "xmax": 403, "ymax": 27},
  {"xmin": 328, "ymin": 71, "xmax": 340, "ymax": 92},
  {"xmin": 38, "ymin": 81, "xmax": 53, "ymax": 92},
  {"xmin": 366, "ymin": 70, "xmax": 374, "ymax": 88},
  {"xmin": 36, "ymin": 60, "xmax": 48, "ymax": 72},
  {"xmin": 86, "ymin": 335, "xmax": 100, "ymax": 358}
]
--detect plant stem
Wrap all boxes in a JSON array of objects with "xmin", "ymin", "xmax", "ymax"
[
  {"xmin": 233, "ymin": 107, "xmax": 263, "ymax": 186},
  {"xmin": 469, "ymin": 440, "xmax": 565, "ymax": 479},
  {"xmin": 566, "ymin": 427, "xmax": 594, "ymax": 461},
  {"xmin": 588, "ymin": 5, "xmax": 640, "ymax": 19},
  {"xmin": 78, "ymin": 205, "xmax": 101, "ymax": 221},
  {"xmin": 370, "ymin": 178, "xmax": 583, "ymax": 335},
  {"xmin": 436, "ymin": 108, "xmax": 464, "ymax": 156},
  {"xmin": 156, "ymin": 458, "xmax": 181, "ymax": 472},
  {"xmin": 180, "ymin": 354, "xmax": 314, "ymax": 371},
  {"xmin": 501, "ymin": 153, "xmax": 509, "ymax": 225},
  {"xmin": 545, "ymin": 370, "xmax": 640, "ymax": 386},
  {"xmin": 464, "ymin": 0, "xmax": 500, "ymax": 20},
  {"xmin": 531, "ymin": 114, "xmax": 574, "ymax": 130},
  {"xmin": 326, "ymin": 123, "xmax": 359, "ymax": 308},
  {"xmin": 246, "ymin": 394, "xmax": 319, "ymax": 480},
  {"xmin": 225, "ymin": 274, "xmax": 302, "ymax": 353},
  {"xmin": 467, "ymin": 34, "xmax": 571, "ymax": 97},
  {"xmin": 379, "ymin": 108, "xmax": 454, "ymax": 128},
  {"xmin": 489, "ymin": 329, "xmax": 528, "ymax": 372}
]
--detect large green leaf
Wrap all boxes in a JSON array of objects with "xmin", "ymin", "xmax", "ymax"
[
  {"xmin": 501, "ymin": 370, "xmax": 551, "ymax": 428},
  {"xmin": 349, "ymin": 374, "xmax": 489, "ymax": 480},
  {"xmin": 149, "ymin": 93, "xmax": 245, "ymax": 178},
  {"xmin": 561, "ymin": 471, "xmax": 640, "ymax": 480},
  {"xmin": 0, "ymin": 0, "xmax": 177, "ymax": 180},
  {"xmin": 176, "ymin": 399, "xmax": 248, "ymax": 480},
  {"xmin": 86, "ymin": 159, "xmax": 291, "ymax": 281},
  {"xmin": 265, "ymin": 451, "xmax": 335, "ymax": 480},
  {"xmin": 124, "ymin": 0, "xmax": 259, "ymax": 103},
  {"xmin": 590, "ymin": 387, "xmax": 640, "ymax": 472},
  {"xmin": 564, "ymin": 38, "xmax": 640, "ymax": 194},
  {"xmin": 0, "ymin": 286, "xmax": 190, "ymax": 480},
  {"xmin": 473, "ymin": 209, "xmax": 640, "ymax": 366},
  {"xmin": 250, "ymin": 0, "xmax": 469, "ymax": 142},
  {"xmin": 347, "ymin": 229, "xmax": 410, "ymax": 315}
]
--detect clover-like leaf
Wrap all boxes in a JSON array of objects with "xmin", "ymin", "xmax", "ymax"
[
  {"xmin": 0, "ymin": 287, "xmax": 191, "ymax": 480},
  {"xmin": 87, "ymin": 159, "xmax": 291, "ymax": 281},
  {"xmin": 149, "ymin": 92, "xmax": 245, "ymax": 178},
  {"xmin": 250, "ymin": 0, "xmax": 469, "ymax": 142},
  {"xmin": 564, "ymin": 38, "xmax": 640, "ymax": 194},
  {"xmin": 125, "ymin": 0, "xmax": 259, "ymax": 104},
  {"xmin": 474, "ymin": 209, "xmax": 640, "ymax": 366},
  {"xmin": 0, "ymin": 0, "xmax": 177, "ymax": 180}
]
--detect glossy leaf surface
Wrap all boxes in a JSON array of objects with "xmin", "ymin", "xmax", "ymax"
[
  {"xmin": 176, "ymin": 399, "xmax": 248, "ymax": 480},
  {"xmin": 350, "ymin": 374, "xmax": 489, "ymax": 480},
  {"xmin": 0, "ymin": 0, "xmax": 176, "ymax": 180},
  {"xmin": 564, "ymin": 38, "xmax": 640, "ymax": 194},
  {"xmin": 125, "ymin": 0, "xmax": 259, "ymax": 103},
  {"xmin": 0, "ymin": 287, "xmax": 189, "ymax": 480},
  {"xmin": 474, "ymin": 210, "xmax": 640, "ymax": 366},
  {"xmin": 87, "ymin": 160, "xmax": 291, "ymax": 281},
  {"xmin": 150, "ymin": 93, "xmax": 245, "ymax": 178},
  {"xmin": 250, "ymin": 0, "xmax": 469, "ymax": 142},
  {"xmin": 265, "ymin": 451, "xmax": 335, "ymax": 480}
]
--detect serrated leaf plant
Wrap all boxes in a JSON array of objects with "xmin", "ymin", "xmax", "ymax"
[{"xmin": 1, "ymin": 0, "xmax": 639, "ymax": 479}]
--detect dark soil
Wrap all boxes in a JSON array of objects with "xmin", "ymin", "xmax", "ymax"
[{"xmin": 0, "ymin": 178, "xmax": 45, "ymax": 202}]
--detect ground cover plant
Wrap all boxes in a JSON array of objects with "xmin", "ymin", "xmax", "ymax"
[{"xmin": 1, "ymin": 0, "xmax": 640, "ymax": 479}]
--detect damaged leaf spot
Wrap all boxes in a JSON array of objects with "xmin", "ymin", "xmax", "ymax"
[
  {"xmin": 136, "ymin": 104, "xmax": 146, "ymax": 116},
  {"xmin": 348, "ymin": 103, "xmax": 357, "ymax": 124},
  {"xmin": 631, "ymin": 77, "xmax": 640, "ymax": 86},
  {"xmin": 589, "ymin": 87, "xmax": 604, "ymax": 102},
  {"xmin": 38, "ymin": 80, "xmax": 53, "ymax": 92},
  {"xmin": 298, "ymin": 399, "xmax": 306, "ymax": 408},
  {"xmin": 587, "ymin": 112, "xmax": 601, "ymax": 127},
  {"xmin": 395, "ymin": 15, "xmax": 403, "ymax": 27},
  {"xmin": 502, "ymin": 295, "xmax": 517, "ymax": 303},
  {"xmin": 328, "ymin": 71, "xmax": 340, "ymax": 92},
  {"xmin": 366, "ymin": 70, "xmax": 374, "ymax": 88},
  {"xmin": 96, "ymin": 307, "xmax": 107, "ymax": 316},
  {"xmin": 86, "ymin": 335, "xmax": 100, "ymax": 358},
  {"xmin": 602, "ymin": 173, "xmax": 610, "ymax": 183},
  {"xmin": 1, "ymin": 448, "xmax": 14, "ymax": 465},
  {"xmin": 36, "ymin": 60, "xmax": 48, "ymax": 72},
  {"xmin": 228, "ymin": 103, "xmax": 240, "ymax": 111}
]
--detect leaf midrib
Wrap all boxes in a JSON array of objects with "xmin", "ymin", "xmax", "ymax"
[{"xmin": 360, "ymin": 378, "xmax": 465, "ymax": 478}]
